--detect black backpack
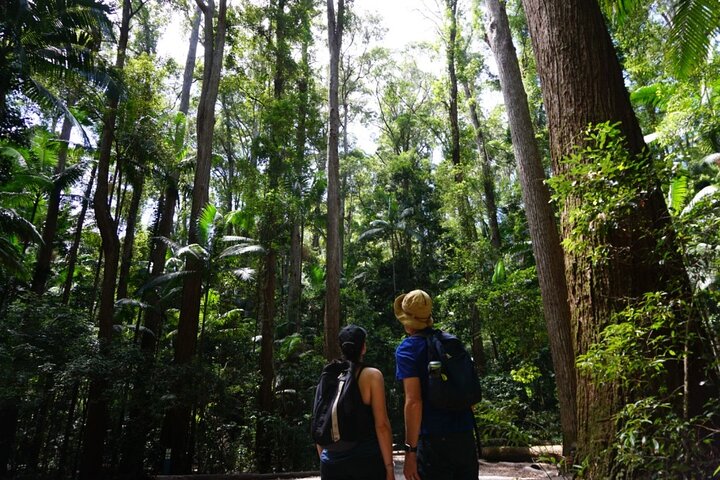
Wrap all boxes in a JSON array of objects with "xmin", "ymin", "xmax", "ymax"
[
  {"xmin": 311, "ymin": 360, "xmax": 366, "ymax": 451},
  {"xmin": 420, "ymin": 328, "xmax": 482, "ymax": 411}
]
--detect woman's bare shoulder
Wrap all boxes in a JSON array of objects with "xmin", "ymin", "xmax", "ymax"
[{"xmin": 360, "ymin": 366, "xmax": 385, "ymax": 382}]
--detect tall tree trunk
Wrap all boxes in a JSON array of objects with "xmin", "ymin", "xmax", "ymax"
[
  {"xmin": 63, "ymin": 165, "xmax": 97, "ymax": 304},
  {"xmin": 116, "ymin": 177, "xmax": 144, "ymax": 300},
  {"xmin": 256, "ymin": 0, "xmax": 289, "ymax": 469},
  {"xmin": 324, "ymin": 0, "xmax": 345, "ymax": 361},
  {"xmin": 445, "ymin": 0, "xmax": 476, "ymax": 244},
  {"xmin": 520, "ymin": 0, "xmax": 712, "ymax": 473},
  {"xmin": 484, "ymin": 0, "xmax": 577, "ymax": 456},
  {"xmin": 167, "ymin": 0, "xmax": 226, "ymax": 473},
  {"xmin": 78, "ymin": 0, "xmax": 131, "ymax": 476},
  {"xmin": 220, "ymin": 94, "xmax": 236, "ymax": 214},
  {"xmin": 180, "ymin": 7, "xmax": 202, "ymax": 115},
  {"xmin": 287, "ymin": 42, "xmax": 310, "ymax": 333},
  {"xmin": 461, "ymin": 81, "xmax": 501, "ymax": 249},
  {"xmin": 31, "ymin": 116, "xmax": 72, "ymax": 294}
]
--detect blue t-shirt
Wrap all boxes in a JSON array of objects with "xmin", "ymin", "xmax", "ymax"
[{"xmin": 395, "ymin": 333, "xmax": 474, "ymax": 435}]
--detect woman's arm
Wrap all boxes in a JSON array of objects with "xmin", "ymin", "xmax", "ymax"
[{"xmin": 366, "ymin": 368, "xmax": 396, "ymax": 480}]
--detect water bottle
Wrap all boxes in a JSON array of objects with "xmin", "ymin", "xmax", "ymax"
[{"xmin": 428, "ymin": 361, "xmax": 442, "ymax": 379}]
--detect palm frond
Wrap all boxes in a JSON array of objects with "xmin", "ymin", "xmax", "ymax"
[
  {"xmin": 668, "ymin": 175, "xmax": 689, "ymax": 214},
  {"xmin": 24, "ymin": 78, "xmax": 93, "ymax": 146},
  {"xmin": 0, "ymin": 237, "xmax": 27, "ymax": 276},
  {"xmin": 219, "ymin": 244, "xmax": 265, "ymax": 258},
  {"xmin": 197, "ymin": 203, "xmax": 218, "ymax": 246},
  {"xmin": 668, "ymin": 0, "xmax": 720, "ymax": 77},
  {"xmin": 681, "ymin": 185, "xmax": 719, "ymax": 215},
  {"xmin": 115, "ymin": 298, "xmax": 151, "ymax": 310},
  {"xmin": 152, "ymin": 236, "xmax": 183, "ymax": 255},
  {"xmin": 0, "ymin": 208, "xmax": 43, "ymax": 244},
  {"xmin": 177, "ymin": 243, "xmax": 208, "ymax": 260},
  {"xmin": 231, "ymin": 268, "xmax": 256, "ymax": 281},
  {"xmin": 53, "ymin": 161, "xmax": 89, "ymax": 189},
  {"xmin": 222, "ymin": 235, "xmax": 256, "ymax": 243},
  {"xmin": 598, "ymin": 0, "xmax": 642, "ymax": 22},
  {"xmin": 136, "ymin": 270, "xmax": 194, "ymax": 295},
  {"xmin": 358, "ymin": 227, "xmax": 386, "ymax": 241}
]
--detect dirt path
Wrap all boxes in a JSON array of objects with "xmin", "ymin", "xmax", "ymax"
[{"xmin": 156, "ymin": 455, "xmax": 567, "ymax": 479}]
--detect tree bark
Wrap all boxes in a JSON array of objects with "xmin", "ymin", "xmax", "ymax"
[
  {"xmin": 287, "ymin": 42, "xmax": 310, "ymax": 333},
  {"xmin": 116, "ymin": 175, "xmax": 144, "ymax": 300},
  {"xmin": 78, "ymin": 0, "xmax": 131, "ymax": 476},
  {"xmin": 62, "ymin": 164, "xmax": 97, "ymax": 304},
  {"xmin": 484, "ymin": 0, "xmax": 577, "ymax": 456},
  {"xmin": 520, "ymin": 0, "xmax": 708, "ymax": 473},
  {"xmin": 445, "ymin": 0, "xmax": 476, "ymax": 244},
  {"xmin": 167, "ymin": 0, "xmax": 227, "ymax": 473},
  {"xmin": 461, "ymin": 81, "xmax": 501, "ymax": 249},
  {"xmin": 180, "ymin": 7, "xmax": 202, "ymax": 115},
  {"xmin": 31, "ymin": 116, "xmax": 73, "ymax": 294},
  {"xmin": 324, "ymin": 0, "xmax": 345, "ymax": 361}
]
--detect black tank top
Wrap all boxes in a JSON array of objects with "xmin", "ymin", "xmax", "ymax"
[{"xmin": 351, "ymin": 364, "xmax": 377, "ymax": 440}]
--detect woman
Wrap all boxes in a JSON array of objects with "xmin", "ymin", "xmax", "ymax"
[{"xmin": 317, "ymin": 325, "xmax": 396, "ymax": 480}]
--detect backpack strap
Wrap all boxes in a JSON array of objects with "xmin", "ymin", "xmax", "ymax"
[{"xmin": 414, "ymin": 328, "xmax": 440, "ymax": 362}]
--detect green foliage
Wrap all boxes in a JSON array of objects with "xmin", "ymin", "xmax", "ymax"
[
  {"xmin": 611, "ymin": 397, "xmax": 719, "ymax": 478},
  {"xmin": 577, "ymin": 292, "xmax": 686, "ymax": 390},
  {"xmin": 547, "ymin": 122, "xmax": 660, "ymax": 263}
]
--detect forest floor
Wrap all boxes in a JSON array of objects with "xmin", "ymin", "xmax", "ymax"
[{"xmin": 156, "ymin": 448, "xmax": 570, "ymax": 479}]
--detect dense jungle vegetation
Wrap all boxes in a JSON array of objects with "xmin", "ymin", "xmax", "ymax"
[{"xmin": 1, "ymin": 0, "xmax": 719, "ymax": 478}]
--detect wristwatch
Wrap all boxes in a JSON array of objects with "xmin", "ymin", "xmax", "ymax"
[{"xmin": 404, "ymin": 443, "xmax": 418, "ymax": 453}]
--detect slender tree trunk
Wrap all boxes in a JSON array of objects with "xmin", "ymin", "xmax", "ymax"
[
  {"xmin": 167, "ymin": 0, "xmax": 226, "ymax": 472},
  {"xmin": 120, "ymin": 12, "xmax": 194, "ymax": 468},
  {"xmin": 31, "ymin": 117, "xmax": 72, "ymax": 294},
  {"xmin": 256, "ymin": 0, "xmax": 289, "ymax": 469},
  {"xmin": 287, "ymin": 43, "xmax": 309, "ymax": 333},
  {"xmin": 324, "ymin": 0, "xmax": 345, "ymax": 361},
  {"xmin": 461, "ymin": 81, "xmax": 501, "ymax": 249},
  {"xmin": 116, "ymin": 177, "xmax": 144, "ymax": 300},
  {"xmin": 78, "ymin": 0, "xmax": 131, "ymax": 475},
  {"xmin": 63, "ymin": 164, "xmax": 97, "ymax": 304},
  {"xmin": 180, "ymin": 7, "xmax": 202, "ymax": 115},
  {"xmin": 470, "ymin": 304, "xmax": 487, "ymax": 376},
  {"xmin": 445, "ymin": 0, "xmax": 476, "ymax": 244},
  {"xmin": 520, "ymin": 0, "xmax": 712, "ymax": 473},
  {"xmin": 56, "ymin": 381, "xmax": 80, "ymax": 479},
  {"xmin": 220, "ymin": 94, "xmax": 236, "ymax": 214},
  {"xmin": 484, "ymin": 0, "xmax": 577, "ymax": 456}
]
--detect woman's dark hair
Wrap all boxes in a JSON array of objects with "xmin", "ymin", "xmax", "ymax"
[{"xmin": 338, "ymin": 325, "xmax": 367, "ymax": 362}]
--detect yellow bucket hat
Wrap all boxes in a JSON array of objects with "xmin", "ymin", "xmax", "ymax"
[{"xmin": 394, "ymin": 289, "xmax": 433, "ymax": 330}]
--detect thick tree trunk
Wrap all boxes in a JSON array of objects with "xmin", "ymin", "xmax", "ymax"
[
  {"xmin": 168, "ymin": 0, "xmax": 226, "ymax": 473},
  {"xmin": 484, "ymin": 0, "xmax": 577, "ymax": 456},
  {"xmin": 520, "ymin": 0, "xmax": 709, "ymax": 474},
  {"xmin": 31, "ymin": 116, "xmax": 72, "ymax": 294},
  {"xmin": 324, "ymin": 0, "xmax": 344, "ymax": 361},
  {"xmin": 78, "ymin": 0, "xmax": 131, "ymax": 476}
]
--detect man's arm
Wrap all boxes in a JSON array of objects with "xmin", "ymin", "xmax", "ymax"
[{"xmin": 403, "ymin": 377, "xmax": 422, "ymax": 480}]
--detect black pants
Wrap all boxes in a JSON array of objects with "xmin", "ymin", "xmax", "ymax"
[
  {"xmin": 320, "ymin": 454, "xmax": 385, "ymax": 480},
  {"xmin": 417, "ymin": 429, "xmax": 478, "ymax": 480}
]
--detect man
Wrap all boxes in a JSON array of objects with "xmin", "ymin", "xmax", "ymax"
[{"xmin": 394, "ymin": 289, "xmax": 478, "ymax": 480}]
